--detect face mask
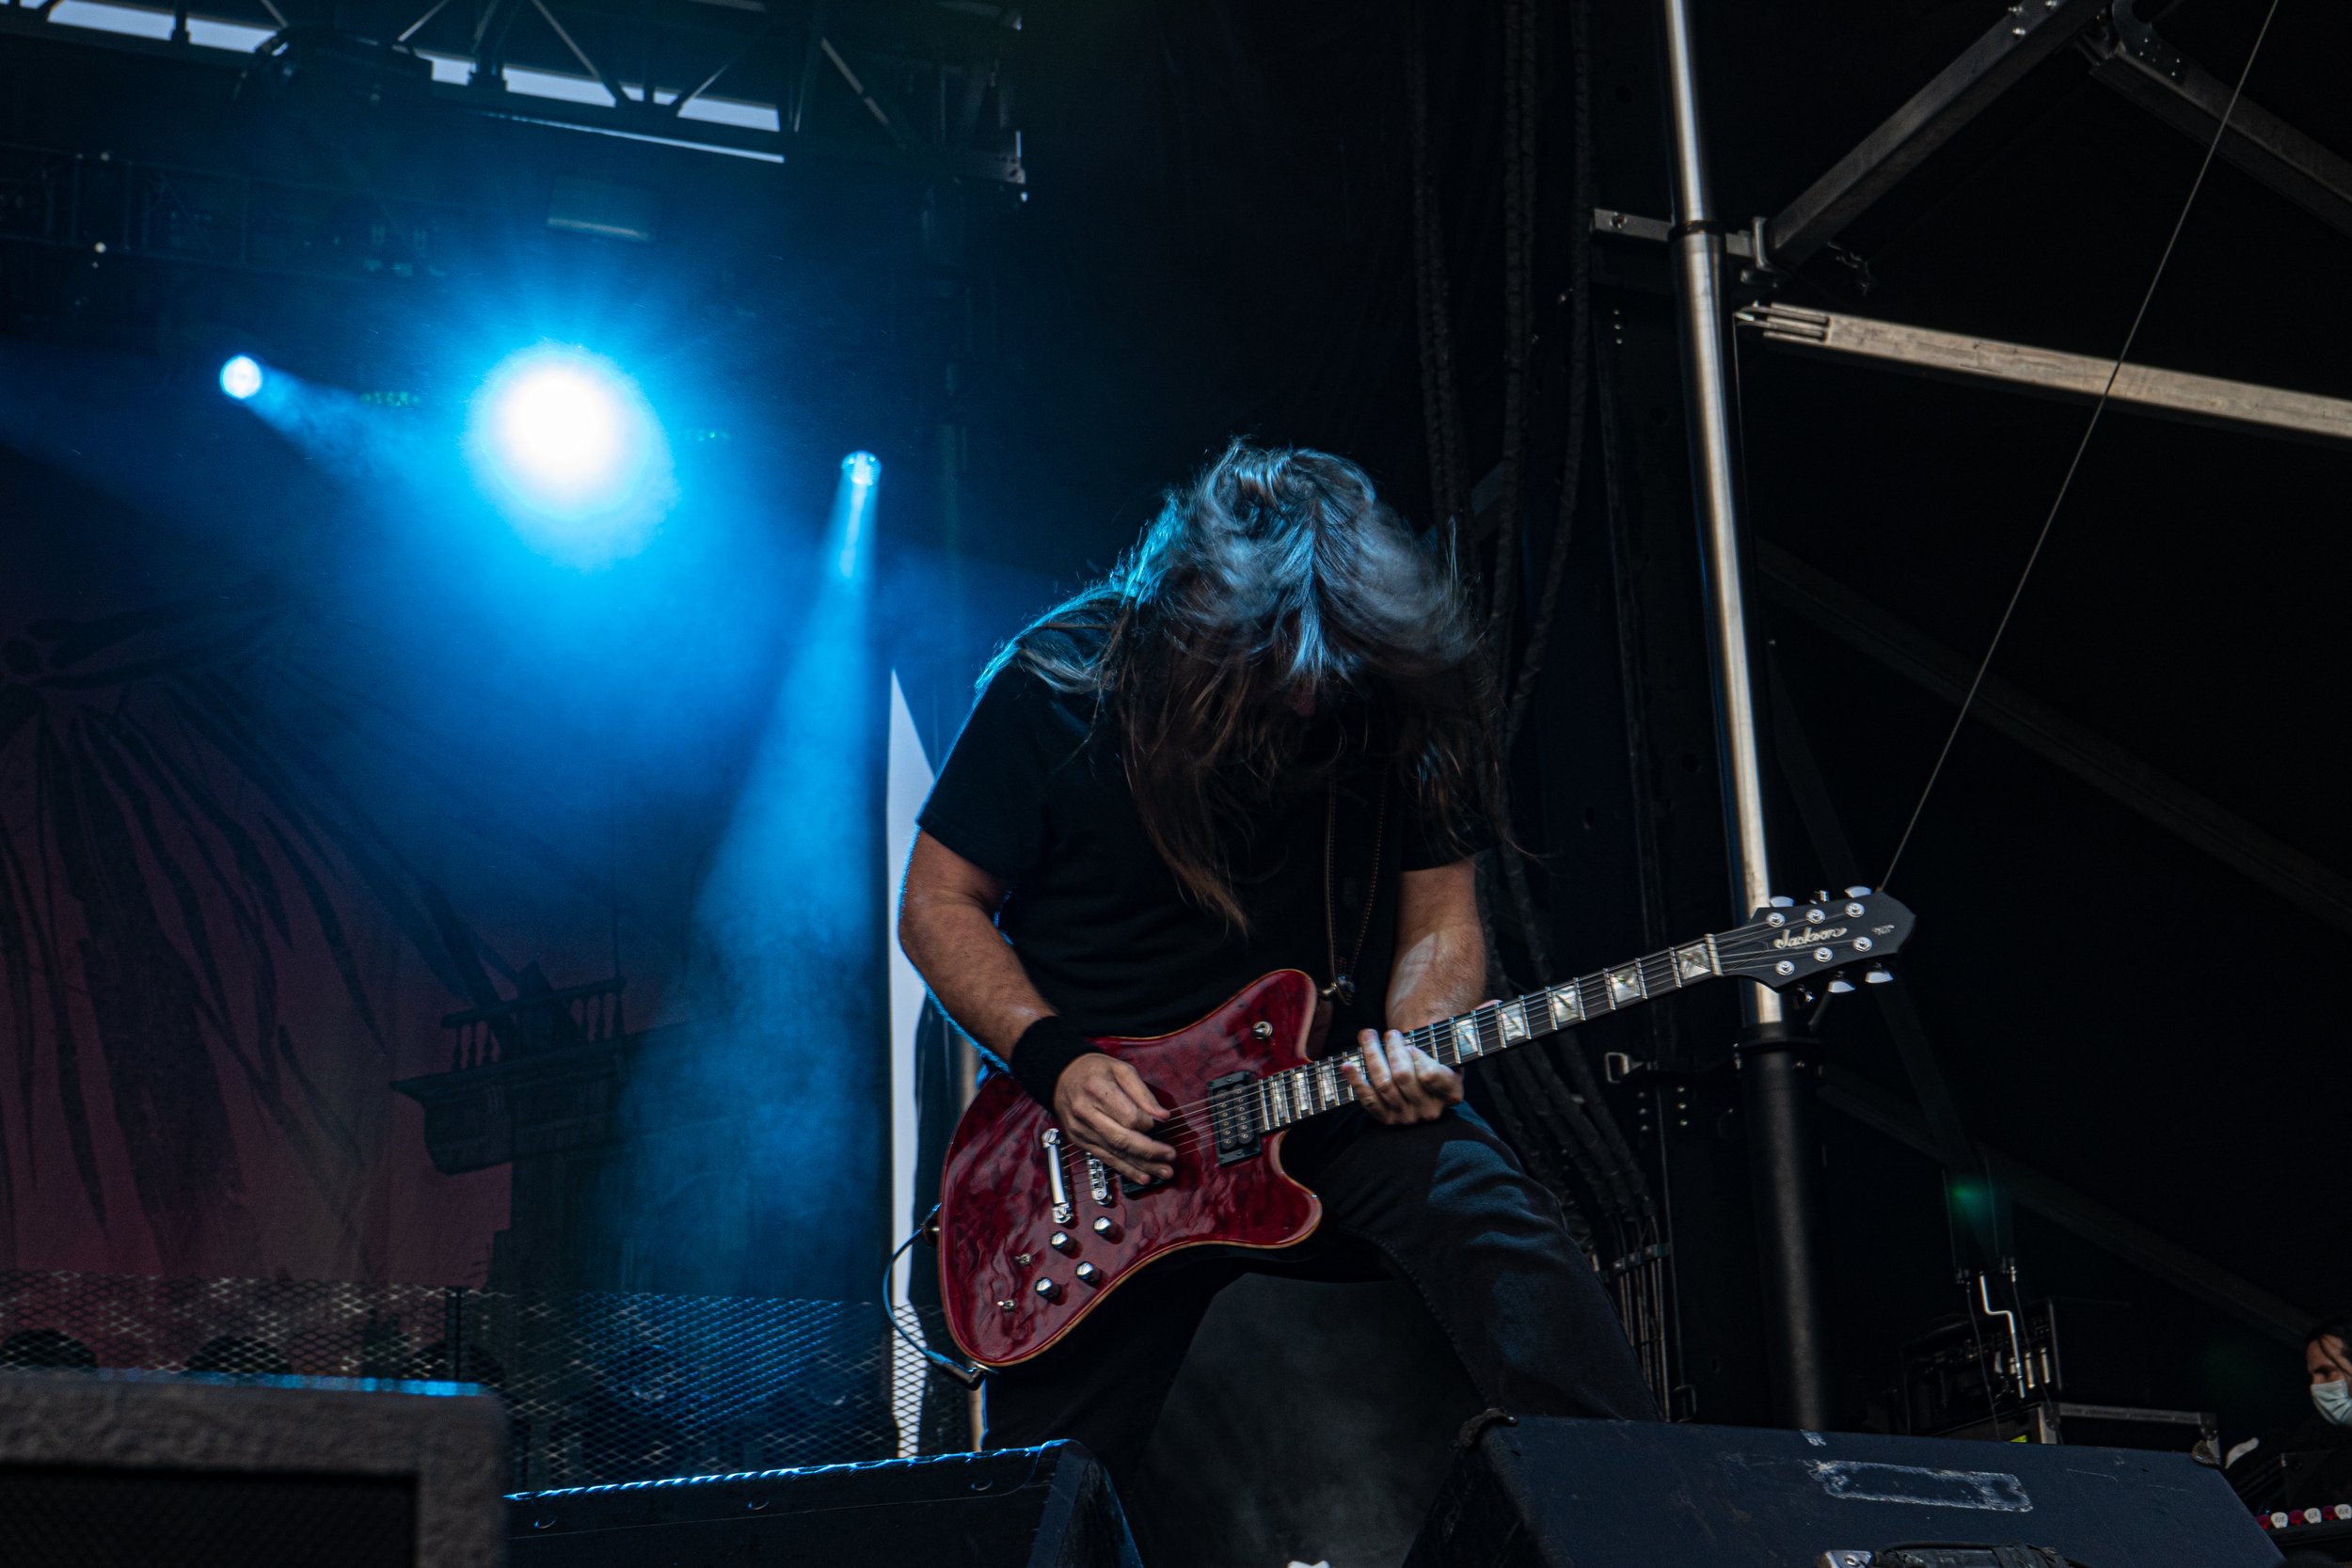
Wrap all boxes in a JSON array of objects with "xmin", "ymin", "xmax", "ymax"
[{"xmin": 2313, "ymin": 1379, "xmax": 2352, "ymax": 1427}]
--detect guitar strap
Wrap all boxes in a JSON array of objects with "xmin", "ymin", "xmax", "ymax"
[{"xmin": 1320, "ymin": 773, "xmax": 1387, "ymax": 1007}]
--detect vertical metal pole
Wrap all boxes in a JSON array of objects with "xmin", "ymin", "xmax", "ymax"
[{"xmin": 1657, "ymin": 0, "xmax": 1830, "ymax": 1429}]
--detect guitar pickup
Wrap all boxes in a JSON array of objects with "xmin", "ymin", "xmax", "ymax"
[{"xmin": 1206, "ymin": 1071, "xmax": 1262, "ymax": 1166}]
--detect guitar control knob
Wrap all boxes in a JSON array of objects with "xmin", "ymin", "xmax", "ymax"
[
  {"xmin": 1091, "ymin": 1217, "xmax": 1120, "ymax": 1242},
  {"xmin": 1033, "ymin": 1277, "xmax": 1060, "ymax": 1300},
  {"xmin": 1074, "ymin": 1263, "xmax": 1102, "ymax": 1286},
  {"xmin": 1050, "ymin": 1232, "xmax": 1076, "ymax": 1254}
]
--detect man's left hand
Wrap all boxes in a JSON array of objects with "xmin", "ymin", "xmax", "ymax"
[{"xmin": 1341, "ymin": 1029, "xmax": 1464, "ymax": 1125}]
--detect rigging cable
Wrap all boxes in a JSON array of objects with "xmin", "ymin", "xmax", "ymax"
[{"xmin": 1878, "ymin": 0, "xmax": 2284, "ymax": 891}]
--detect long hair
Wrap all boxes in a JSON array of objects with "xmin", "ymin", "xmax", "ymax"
[{"xmin": 986, "ymin": 441, "xmax": 1502, "ymax": 929}]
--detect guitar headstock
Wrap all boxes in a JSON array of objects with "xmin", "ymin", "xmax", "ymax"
[{"xmin": 1712, "ymin": 888, "xmax": 1915, "ymax": 990}]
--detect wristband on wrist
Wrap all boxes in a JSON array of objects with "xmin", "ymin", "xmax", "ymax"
[{"xmin": 1009, "ymin": 1014, "xmax": 1104, "ymax": 1109}]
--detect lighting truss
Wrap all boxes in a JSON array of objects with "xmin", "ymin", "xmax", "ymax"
[{"xmin": 0, "ymin": 0, "xmax": 1026, "ymax": 184}]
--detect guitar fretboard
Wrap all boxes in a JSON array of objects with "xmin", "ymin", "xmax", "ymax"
[{"xmin": 1241, "ymin": 936, "xmax": 1722, "ymax": 1136}]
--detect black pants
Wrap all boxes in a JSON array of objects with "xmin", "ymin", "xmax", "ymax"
[{"xmin": 981, "ymin": 1104, "xmax": 1661, "ymax": 1485}]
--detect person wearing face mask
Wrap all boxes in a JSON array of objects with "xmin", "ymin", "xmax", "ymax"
[{"xmin": 2225, "ymin": 1314, "xmax": 2352, "ymax": 1513}]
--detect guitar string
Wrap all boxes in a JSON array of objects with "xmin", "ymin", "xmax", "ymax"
[
  {"xmin": 1076, "ymin": 1011, "xmax": 1535, "ymax": 1156},
  {"xmin": 1068, "ymin": 947, "xmax": 1785, "ymax": 1158},
  {"xmin": 1053, "ymin": 920, "xmax": 1865, "ymax": 1165},
  {"xmin": 1078, "ymin": 958, "xmax": 1874, "ymax": 1165},
  {"xmin": 1062, "ymin": 967, "xmax": 1736, "ymax": 1163},
  {"xmin": 1064, "ymin": 1031, "xmax": 1477, "ymax": 1165},
  {"xmin": 1876, "ymin": 0, "xmax": 2283, "ymax": 892}
]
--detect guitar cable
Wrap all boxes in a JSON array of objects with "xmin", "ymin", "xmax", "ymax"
[{"xmin": 880, "ymin": 1204, "xmax": 989, "ymax": 1390}]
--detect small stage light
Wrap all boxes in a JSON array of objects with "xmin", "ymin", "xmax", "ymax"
[
  {"xmin": 219, "ymin": 355, "xmax": 263, "ymax": 401},
  {"xmin": 835, "ymin": 451, "xmax": 881, "ymax": 578},
  {"xmin": 468, "ymin": 345, "xmax": 672, "ymax": 564}
]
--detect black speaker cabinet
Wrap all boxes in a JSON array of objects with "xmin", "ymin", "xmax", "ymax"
[
  {"xmin": 0, "ymin": 1369, "xmax": 506, "ymax": 1568},
  {"xmin": 1406, "ymin": 1418, "xmax": 2280, "ymax": 1568},
  {"xmin": 507, "ymin": 1441, "xmax": 1140, "ymax": 1568}
]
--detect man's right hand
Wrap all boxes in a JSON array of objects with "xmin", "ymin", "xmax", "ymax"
[{"xmin": 1051, "ymin": 1053, "xmax": 1176, "ymax": 1185}]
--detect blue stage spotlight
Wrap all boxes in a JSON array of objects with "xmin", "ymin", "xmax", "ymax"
[
  {"xmin": 219, "ymin": 355, "xmax": 264, "ymax": 401},
  {"xmin": 467, "ymin": 345, "xmax": 674, "ymax": 565},
  {"xmin": 835, "ymin": 451, "xmax": 881, "ymax": 579}
]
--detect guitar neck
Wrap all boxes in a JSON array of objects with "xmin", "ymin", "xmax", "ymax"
[{"xmin": 1253, "ymin": 936, "xmax": 1723, "ymax": 1132}]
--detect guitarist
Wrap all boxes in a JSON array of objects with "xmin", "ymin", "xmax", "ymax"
[{"xmin": 899, "ymin": 441, "xmax": 1659, "ymax": 1485}]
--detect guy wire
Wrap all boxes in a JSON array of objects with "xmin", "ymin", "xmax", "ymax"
[{"xmin": 1878, "ymin": 0, "xmax": 2284, "ymax": 890}]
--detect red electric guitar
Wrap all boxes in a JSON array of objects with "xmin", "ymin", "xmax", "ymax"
[{"xmin": 938, "ymin": 890, "xmax": 1915, "ymax": 1368}]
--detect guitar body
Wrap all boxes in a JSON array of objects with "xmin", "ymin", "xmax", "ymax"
[{"xmin": 938, "ymin": 969, "xmax": 1324, "ymax": 1369}]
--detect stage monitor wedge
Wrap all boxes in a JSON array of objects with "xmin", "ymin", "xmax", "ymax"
[
  {"xmin": 1406, "ymin": 1418, "xmax": 2278, "ymax": 1568},
  {"xmin": 0, "ymin": 1369, "xmax": 506, "ymax": 1568},
  {"xmin": 507, "ymin": 1441, "xmax": 1141, "ymax": 1568}
]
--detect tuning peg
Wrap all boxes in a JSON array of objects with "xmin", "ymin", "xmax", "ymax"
[
  {"xmin": 1863, "ymin": 966, "xmax": 1894, "ymax": 985},
  {"xmin": 1812, "ymin": 891, "xmax": 1833, "ymax": 905},
  {"xmin": 1768, "ymin": 895, "xmax": 1795, "ymax": 909},
  {"xmin": 1844, "ymin": 885, "xmax": 1873, "ymax": 897},
  {"xmin": 1827, "ymin": 978, "xmax": 1855, "ymax": 993}
]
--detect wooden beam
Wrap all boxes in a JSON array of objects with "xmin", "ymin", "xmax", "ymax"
[{"xmin": 1743, "ymin": 304, "xmax": 2352, "ymax": 448}]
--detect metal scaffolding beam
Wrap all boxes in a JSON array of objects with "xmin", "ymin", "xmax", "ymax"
[
  {"xmin": 1822, "ymin": 1068, "xmax": 2314, "ymax": 1348},
  {"xmin": 1757, "ymin": 543, "xmax": 2352, "ymax": 938},
  {"xmin": 1656, "ymin": 0, "xmax": 1829, "ymax": 1433},
  {"xmin": 1766, "ymin": 0, "xmax": 2106, "ymax": 270},
  {"xmin": 2087, "ymin": 0, "xmax": 2352, "ymax": 244},
  {"xmin": 1740, "ymin": 303, "xmax": 2352, "ymax": 448},
  {"xmin": 1757, "ymin": 0, "xmax": 2352, "ymax": 271}
]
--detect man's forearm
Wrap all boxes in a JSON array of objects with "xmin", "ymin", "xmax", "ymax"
[
  {"xmin": 898, "ymin": 894, "xmax": 1056, "ymax": 1063},
  {"xmin": 898, "ymin": 852, "xmax": 1169, "ymax": 1176},
  {"xmin": 1386, "ymin": 919, "xmax": 1486, "ymax": 1034}
]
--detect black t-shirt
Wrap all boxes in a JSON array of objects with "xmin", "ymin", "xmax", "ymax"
[{"xmin": 916, "ymin": 659, "xmax": 1472, "ymax": 1047}]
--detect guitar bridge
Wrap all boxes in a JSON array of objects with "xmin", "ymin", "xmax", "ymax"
[
  {"xmin": 1041, "ymin": 1128, "xmax": 1074, "ymax": 1225},
  {"xmin": 1206, "ymin": 1070, "xmax": 1262, "ymax": 1166}
]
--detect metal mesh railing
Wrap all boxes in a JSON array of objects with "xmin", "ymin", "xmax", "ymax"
[{"xmin": 0, "ymin": 1270, "xmax": 965, "ymax": 1490}]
